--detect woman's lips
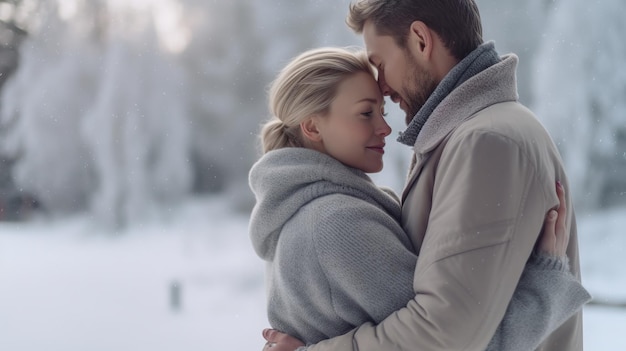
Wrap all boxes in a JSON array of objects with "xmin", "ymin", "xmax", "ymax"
[{"xmin": 366, "ymin": 144, "xmax": 385, "ymax": 154}]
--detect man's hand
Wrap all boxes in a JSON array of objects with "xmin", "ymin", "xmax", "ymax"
[{"xmin": 262, "ymin": 328, "xmax": 305, "ymax": 351}]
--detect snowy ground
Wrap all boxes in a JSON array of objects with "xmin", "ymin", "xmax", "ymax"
[{"xmin": 1, "ymin": 196, "xmax": 625, "ymax": 350}]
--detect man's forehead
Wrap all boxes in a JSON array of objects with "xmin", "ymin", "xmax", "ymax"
[
  {"xmin": 363, "ymin": 20, "xmax": 382, "ymax": 41},
  {"xmin": 364, "ymin": 40, "xmax": 382, "ymax": 64},
  {"xmin": 363, "ymin": 23, "xmax": 391, "ymax": 52},
  {"xmin": 362, "ymin": 27, "xmax": 378, "ymax": 59}
]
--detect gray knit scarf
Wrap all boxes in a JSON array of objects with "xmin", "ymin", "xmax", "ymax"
[{"xmin": 397, "ymin": 41, "xmax": 501, "ymax": 146}]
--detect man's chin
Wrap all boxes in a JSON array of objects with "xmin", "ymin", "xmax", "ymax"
[{"xmin": 398, "ymin": 99, "xmax": 405, "ymax": 110}]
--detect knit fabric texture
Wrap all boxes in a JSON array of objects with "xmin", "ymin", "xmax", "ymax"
[
  {"xmin": 249, "ymin": 148, "xmax": 415, "ymax": 343},
  {"xmin": 248, "ymin": 148, "xmax": 590, "ymax": 348}
]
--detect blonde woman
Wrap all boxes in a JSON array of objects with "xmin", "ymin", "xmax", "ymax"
[{"xmin": 248, "ymin": 47, "xmax": 590, "ymax": 351}]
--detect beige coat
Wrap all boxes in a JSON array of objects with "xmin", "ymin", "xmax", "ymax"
[{"xmin": 309, "ymin": 54, "xmax": 583, "ymax": 350}]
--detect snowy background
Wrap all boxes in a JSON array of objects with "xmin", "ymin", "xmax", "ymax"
[
  {"xmin": 0, "ymin": 0, "xmax": 625, "ymax": 350},
  {"xmin": 1, "ymin": 198, "xmax": 625, "ymax": 350}
]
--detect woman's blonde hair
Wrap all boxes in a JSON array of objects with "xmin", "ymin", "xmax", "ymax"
[{"xmin": 260, "ymin": 47, "xmax": 375, "ymax": 154}]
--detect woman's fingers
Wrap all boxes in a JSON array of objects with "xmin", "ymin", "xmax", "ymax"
[
  {"xmin": 538, "ymin": 209, "xmax": 558, "ymax": 255},
  {"xmin": 537, "ymin": 181, "xmax": 569, "ymax": 257},
  {"xmin": 555, "ymin": 181, "xmax": 569, "ymax": 254}
]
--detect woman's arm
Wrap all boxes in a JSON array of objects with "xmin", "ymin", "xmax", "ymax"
[{"xmin": 486, "ymin": 254, "xmax": 591, "ymax": 351}]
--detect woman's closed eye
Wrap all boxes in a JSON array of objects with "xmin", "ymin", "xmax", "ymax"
[{"xmin": 361, "ymin": 110, "xmax": 386, "ymax": 118}]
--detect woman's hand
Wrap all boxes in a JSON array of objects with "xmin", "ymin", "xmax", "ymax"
[
  {"xmin": 537, "ymin": 182, "xmax": 569, "ymax": 257},
  {"xmin": 262, "ymin": 328, "xmax": 305, "ymax": 351}
]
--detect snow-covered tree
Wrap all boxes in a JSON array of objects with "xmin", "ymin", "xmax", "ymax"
[
  {"xmin": 82, "ymin": 5, "xmax": 192, "ymax": 228},
  {"xmin": 0, "ymin": 1, "xmax": 99, "ymax": 214},
  {"xmin": 0, "ymin": 0, "xmax": 193, "ymax": 227},
  {"xmin": 532, "ymin": 0, "xmax": 626, "ymax": 211},
  {"xmin": 174, "ymin": 0, "xmax": 269, "ymax": 205}
]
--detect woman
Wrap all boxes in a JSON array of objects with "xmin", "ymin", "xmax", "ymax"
[{"xmin": 248, "ymin": 47, "xmax": 590, "ymax": 351}]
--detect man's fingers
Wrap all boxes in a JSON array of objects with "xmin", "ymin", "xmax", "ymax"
[{"xmin": 261, "ymin": 328, "xmax": 305, "ymax": 350}]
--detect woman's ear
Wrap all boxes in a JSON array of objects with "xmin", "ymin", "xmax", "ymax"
[{"xmin": 300, "ymin": 117, "xmax": 323, "ymax": 142}]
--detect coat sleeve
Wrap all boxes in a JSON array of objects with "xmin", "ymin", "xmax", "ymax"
[
  {"xmin": 308, "ymin": 129, "xmax": 562, "ymax": 351},
  {"xmin": 485, "ymin": 254, "xmax": 591, "ymax": 351},
  {"xmin": 312, "ymin": 197, "xmax": 417, "ymax": 326}
]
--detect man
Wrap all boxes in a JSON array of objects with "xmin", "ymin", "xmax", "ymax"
[{"xmin": 264, "ymin": 0, "xmax": 583, "ymax": 349}]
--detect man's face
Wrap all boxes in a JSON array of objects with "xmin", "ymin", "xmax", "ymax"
[{"xmin": 363, "ymin": 21, "xmax": 438, "ymax": 125}]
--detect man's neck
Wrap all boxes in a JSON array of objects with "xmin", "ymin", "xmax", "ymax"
[
  {"xmin": 431, "ymin": 46, "xmax": 459, "ymax": 83},
  {"xmin": 429, "ymin": 33, "xmax": 461, "ymax": 83}
]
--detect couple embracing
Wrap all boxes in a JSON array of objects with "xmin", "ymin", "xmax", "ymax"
[{"xmin": 249, "ymin": 1, "xmax": 591, "ymax": 350}]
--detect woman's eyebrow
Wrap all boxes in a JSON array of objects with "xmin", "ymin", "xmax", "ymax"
[{"xmin": 355, "ymin": 97, "xmax": 380, "ymax": 104}]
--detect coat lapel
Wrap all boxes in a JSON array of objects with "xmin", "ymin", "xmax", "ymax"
[{"xmin": 401, "ymin": 152, "xmax": 430, "ymax": 202}]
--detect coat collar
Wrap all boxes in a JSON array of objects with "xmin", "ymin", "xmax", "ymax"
[
  {"xmin": 398, "ymin": 42, "xmax": 501, "ymax": 147},
  {"xmin": 413, "ymin": 53, "xmax": 520, "ymax": 156},
  {"xmin": 401, "ymin": 54, "xmax": 520, "ymax": 201}
]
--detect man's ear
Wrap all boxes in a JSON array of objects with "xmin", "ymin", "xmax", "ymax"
[
  {"xmin": 408, "ymin": 21, "xmax": 433, "ymax": 59},
  {"xmin": 300, "ymin": 117, "xmax": 323, "ymax": 142}
]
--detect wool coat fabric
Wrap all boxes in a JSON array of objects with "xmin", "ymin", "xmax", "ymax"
[
  {"xmin": 249, "ymin": 148, "xmax": 590, "ymax": 350},
  {"xmin": 304, "ymin": 43, "xmax": 588, "ymax": 351}
]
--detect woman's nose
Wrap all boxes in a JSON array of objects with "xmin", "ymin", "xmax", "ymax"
[{"xmin": 377, "ymin": 118, "xmax": 392, "ymax": 137}]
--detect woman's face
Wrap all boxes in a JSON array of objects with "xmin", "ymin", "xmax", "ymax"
[{"xmin": 313, "ymin": 71, "xmax": 391, "ymax": 173}]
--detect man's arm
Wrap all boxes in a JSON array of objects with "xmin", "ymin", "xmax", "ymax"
[{"xmin": 308, "ymin": 130, "xmax": 560, "ymax": 350}]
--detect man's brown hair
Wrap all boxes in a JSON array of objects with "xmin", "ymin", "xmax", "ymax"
[{"xmin": 347, "ymin": 0, "xmax": 483, "ymax": 61}]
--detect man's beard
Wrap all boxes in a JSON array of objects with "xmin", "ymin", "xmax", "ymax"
[{"xmin": 402, "ymin": 58, "xmax": 438, "ymax": 126}]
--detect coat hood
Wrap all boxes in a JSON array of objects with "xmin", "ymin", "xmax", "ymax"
[{"xmin": 248, "ymin": 147, "xmax": 400, "ymax": 260}]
